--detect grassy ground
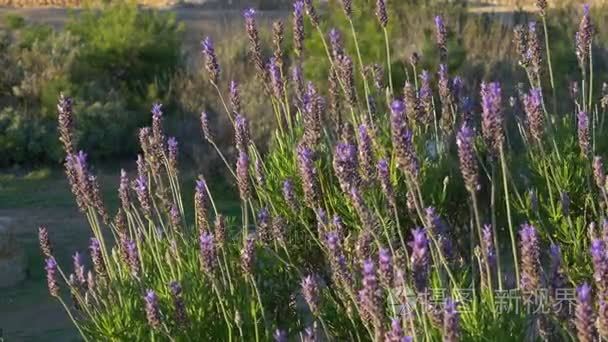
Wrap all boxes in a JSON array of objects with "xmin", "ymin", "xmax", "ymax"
[{"xmin": 0, "ymin": 165, "xmax": 239, "ymax": 340}]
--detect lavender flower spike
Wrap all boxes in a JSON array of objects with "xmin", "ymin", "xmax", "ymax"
[
  {"xmin": 578, "ymin": 111, "xmax": 590, "ymax": 157},
  {"xmin": 301, "ymin": 275, "xmax": 320, "ymax": 315},
  {"xmin": 201, "ymin": 37, "xmax": 220, "ymax": 84},
  {"xmin": 282, "ymin": 179, "xmax": 298, "ymax": 212},
  {"xmin": 443, "ymin": 299, "xmax": 460, "ymax": 342},
  {"xmin": 519, "ymin": 223, "xmax": 540, "ymax": 294},
  {"xmin": 340, "ymin": 0, "xmax": 352, "ymax": 18},
  {"xmin": 240, "ymin": 232, "xmax": 256, "ymax": 275},
  {"xmin": 333, "ymin": 142, "xmax": 360, "ymax": 193},
  {"xmin": 377, "ymin": 159, "xmax": 396, "ymax": 208},
  {"xmin": 293, "ymin": 2, "xmax": 304, "ymax": 56},
  {"xmin": 195, "ymin": 177, "xmax": 210, "ymax": 232},
  {"xmin": 410, "ymin": 228, "xmax": 429, "ymax": 293},
  {"xmin": 385, "ymin": 318, "xmax": 413, "ymax": 342},
  {"xmin": 378, "ymin": 248, "xmax": 393, "ymax": 286},
  {"xmin": 575, "ymin": 283, "xmax": 596, "ymax": 342},
  {"xmin": 359, "ymin": 259, "xmax": 383, "ymax": 327},
  {"xmin": 435, "ymin": 15, "xmax": 447, "ymax": 61},
  {"xmin": 297, "ymin": 144, "xmax": 320, "ymax": 208},
  {"xmin": 480, "ymin": 82, "xmax": 504, "ymax": 155},
  {"xmin": 45, "ymin": 257, "xmax": 59, "ymax": 297},
  {"xmin": 236, "ymin": 151, "xmax": 250, "ymax": 201},
  {"xmin": 199, "ymin": 231, "xmax": 217, "ymax": 273},
  {"xmin": 576, "ymin": 4, "xmax": 593, "ymax": 68},
  {"xmin": 90, "ymin": 237, "xmax": 106, "ymax": 277},
  {"xmin": 375, "ymin": 0, "xmax": 388, "ymax": 27},
  {"xmin": 274, "ymin": 329, "xmax": 288, "ymax": 342},
  {"xmin": 169, "ymin": 281, "xmax": 188, "ymax": 326},
  {"xmin": 593, "ymin": 156, "xmax": 606, "ymax": 191},
  {"xmin": 268, "ymin": 57, "xmax": 284, "ymax": 99},
  {"xmin": 125, "ymin": 239, "xmax": 140, "ymax": 277},
  {"xmin": 590, "ymin": 238, "xmax": 608, "ymax": 295},
  {"xmin": 38, "ymin": 225, "xmax": 53, "ymax": 259},
  {"xmin": 358, "ymin": 124, "xmax": 376, "ymax": 184},
  {"xmin": 134, "ymin": 175, "xmax": 151, "ymax": 217},
  {"xmin": 522, "ymin": 88, "xmax": 544, "ymax": 143},
  {"xmin": 144, "ymin": 289, "xmax": 161, "ymax": 329},
  {"xmin": 303, "ymin": 0, "xmax": 319, "ymax": 27},
  {"xmin": 456, "ymin": 124, "xmax": 479, "ymax": 192}
]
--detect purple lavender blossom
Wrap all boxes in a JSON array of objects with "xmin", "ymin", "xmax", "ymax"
[
  {"xmin": 229, "ymin": 81, "xmax": 242, "ymax": 114},
  {"xmin": 435, "ymin": 15, "xmax": 447, "ymax": 61},
  {"xmin": 536, "ymin": 0, "xmax": 547, "ymax": 16},
  {"xmin": 214, "ymin": 215, "xmax": 226, "ymax": 247},
  {"xmin": 594, "ymin": 156, "xmax": 606, "ymax": 191},
  {"xmin": 410, "ymin": 228, "xmax": 429, "ymax": 292},
  {"xmin": 297, "ymin": 144, "xmax": 320, "ymax": 208},
  {"xmin": 456, "ymin": 124, "xmax": 479, "ymax": 192},
  {"xmin": 522, "ymin": 88, "xmax": 544, "ymax": 143},
  {"xmin": 257, "ymin": 208, "xmax": 271, "ymax": 244},
  {"xmin": 359, "ymin": 259, "xmax": 383, "ymax": 327},
  {"xmin": 201, "ymin": 37, "xmax": 220, "ymax": 84},
  {"xmin": 358, "ymin": 124, "xmax": 376, "ymax": 184},
  {"xmin": 167, "ymin": 137, "xmax": 178, "ymax": 172},
  {"xmin": 236, "ymin": 151, "xmax": 250, "ymax": 201},
  {"xmin": 338, "ymin": 55, "xmax": 356, "ymax": 107},
  {"xmin": 134, "ymin": 175, "xmax": 151, "ymax": 217},
  {"xmin": 90, "ymin": 237, "xmax": 105, "ymax": 277},
  {"xmin": 73, "ymin": 251, "xmax": 85, "ymax": 285},
  {"xmin": 480, "ymin": 82, "xmax": 504, "ymax": 155},
  {"xmin": 591, "ymin": 238, "xmax": 608, "ymax": 295},
  {"xmin": 57, "ymin": 94, "xmax": 75, "ymax": 154},
  {"xmin": 302, "ymin": 82, "xmax": 323, "ymax": 146},
  {"xmin": 303, "ymin": 0, "xmax": 319, "ymax": 26},
  {"xmin": 118, "ymin": 169, "xmax": 130, "ymax": 212},
  {"xmin": 340, "ymin": 0, "xmax": 352, "ymax": 18},
  {"xmin": 390, "ymin": 100, "xmax": 419, "ymax": 179},
  {"xmin": 144, "ymin": 289, "xmax": 161, "ymax": 329},
  {"xmin": 482, "ymin": 224, "xmax": 496, "ymax": 268},
  {"xmin": 169, "ymin": 281, "xmax": 187, "ymax": 326},
  {"xmin": 375, "ymin": 0, "xmax": 388, "ymax": 27},
  {"xmin": 333, "ymin": 143, "xmax": 360, "ymax": 193},
  {"xmin": 38, "ymin": 225, "xmax": 53, "ymax": 259},
  {"xmin": 240, "ymin": 233, "xmax": 256, "ymax": 275},
  {"xmin": 419, "ymin": 70, "xmax": 433, "ymax": 125},
  {"xmin": 575, "ymin": 283, "xmax": 596, "ymax": 342},
  {"xmin": 377, "ymin": 159, "xmax": 396, "ymax": 208},
  {"xmin": 125, "ymin": 239, "xmax": 140, "ymax": 277},
  {"xmin": 384, "ymin": 318, "xmax": 412, "ymax": 342},
  {"xmin": 527, "ymin": 22, "xmax": 542, "ymax": 77},
  {"xmin": 301, "ymin": 275, "xmax": 320, "ymax": 315},
  {"xmin": 403, "ymin": 81, "xmax": 420, "ymax": 123},
  {"xmin": 195, "ymin": 177, "xmax": 210, "ymax": 232},
  {"xmin": 378, "ymin": 248, "xmax": 394, "ymax": 286},
  {"xmin": 519, "ymin": 223, "xmax": 541, "ymax": 294},
  {"xmin": 292, "ymin": 64, "xmax": 305, "ymax": 105},
  {"xmin": 274, "ymin": 329, "xmax": 288, "ymax": 342},
  {"xmin": 443, "ymin": 299, "xmax": 459, "ymax": 342},
  {"xmin": 268, "ymin": 57, "xmax": 284, "ymax": 99},
  {"xmin": 329, "ymin": 28, "xmax": 343, "ymax": 59},
  {"xmin": 234, "ymin": 114, "xmax": 250, "ymax": 152},
  {"xmin": 326, "ymin": 231, "xmax": 352, "ymax": 286},
  {"xmin": 293, "ymin": 2, "xmax": 304, "ymax": 56},
  {"xmin": 199, "ymin": 231, "xmax": 217, "ymax": 273},
  {"xmin": 600, "ymin": 300, "xmax": 608, "ymax": 339},
  {"xmin": 282, "ymin": 179, "xmax": 298, "ymax": 212},
  {"xmin": 576, "ymin": 4, "xmax": 593, "ymax": 68},
  {"xmin": 46, "ymin": 257, "xmax": 59, "ymax": 297},
  {"xmin": 244, "ymin": 8, "xmax": 265, "ymax": 78},
  {"xmin": 578, "ymin": 111, "xmax": 590, "ymax": 157},
  {"xmin": 272, "ymin": 216, "xmax": 286, "ymax": 243}
]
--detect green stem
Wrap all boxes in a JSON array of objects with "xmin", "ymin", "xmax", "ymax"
[
  {"xmin": 383, "ymin": 27, "xmax": 394, "ymax": 96},
  {"xmin": 499, "ymin": 147, "xmax": 520, "ymax": 286}
]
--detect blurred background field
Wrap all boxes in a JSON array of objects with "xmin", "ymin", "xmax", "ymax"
[{"xmin": 1, "ymin": 0, "xmax": 608, "ymax": 339}]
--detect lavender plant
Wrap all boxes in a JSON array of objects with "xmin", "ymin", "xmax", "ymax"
[{"xmin": 42, "ymin": 2, "xmax": 608, "ymax": 341}]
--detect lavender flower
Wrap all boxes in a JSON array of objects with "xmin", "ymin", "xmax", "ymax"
[
  {"xmin": 167, "ymin": 137, "xmax": 178, "ymax": 172},
  {"xmin": 301, "ymin": 0, "xmax": 319, "ymax": 27},
  {"xmin": 272, "ymin": 216, "xmax": 286, "ymax": 243},
  {"xmin": 356, "ymin": 230, "xmax": 373, "ymax": 262},
  {"xmin": 328, "ymin": 67, "xmax": 341, "ymax": 126},
  {"xmin": 576, "ymin": 4, "xmax": 593, "ymax": 68},
  {"xmin": 403, "ymin": 81, "xmax": 420, "ymax": 123},
  {"xmin": 255, "ymin": 157, "xmax": 265, "ymax": 186},
  {"xmin": 599, "ymin": 300, "xmax": 608, "ymax": 339},
  {"xmin": 125, "ymin": 239, "xmax": 140, "ymax": 277},
  {"xmin": 293, "ymin": 2, "xmax": 304, "ymax": 56},
  {"xmin": 419, "ymin": 71, "xmax": 433, "ymax": 126},
  {"xmin": 240, "ymin": 233, "xmax": 256, "ymax": 275},
  {"xmin": 38, "ymin": 225, "xmax": 53, "ymax": 259},
  {"xmin": 214, "ymin": 214, "xmax": 226, "ymax": 247},
  {"xmin": 522, "ymin": 88, "xmax": 544, "ymax": 143},
  {"xmin": 514, "ymin": 25, "xmax": 529, "ymax": 67},
  {"xmin": 443, "ymin": 299, "xmax": 459, "ymax": 342},
  {"xmin": 134, "ymin": 175, "xmax": 151, "ymax": 217},
  {"xmin": 244, "ymin": 9, "xmax": 265, "ymax": 78},
  {"xmin": 144, "ymin": 290, "xmax": 161, "ymax": 329},
  {"xmin": 199, "ymin": 231, "xmax": 217, "ymax": 273},
  {"xmin": 272, "ymin": 21, "xmax": 284, "ymax": 65},
  {"xmin": 359, "ymin": 259, "xmax": 383, "ymax": 327},
  {"xmin": 229, "ymin": 81, "xmax": 242, "ymax": 114},
  {"xmin": 257, "ymin": 208, "xmax": 271, "ymax": 244},
  {"xmin": 480, "ymin": 82, "xmax": 504, "ymax": 155},
  {"xmin": 268, "ymin": 57, "xmax": 284, "ymax": 99},
  {"xmin": 169, "ymin": 281, "xmax": 187, "ymax": 326},
  {"xmin": 329, "ymin": 28, "xmax": 343, "ymax": 59},
  {"xmin": 410, "ymin": 52, "xmax": 420, "ymax": 67},
  {"xmin": 519, "ymin": 223, "xmax": 541, "ymax": 294},
  {"xmin": 340, "ymin": 0, "xmax": 352, "ymax": 18},
  {"xmin": 594, "ymin": 156, "xmax": 606, "ymax": 191},
  {"xmin": 236, "ymin": 151, "xmax": 250, "ymax": 201},
  {"xmin": 87, "ymin": 271, "xmax": 95, "ymax": 293},
  {"xmin": 435, "ymin": 15, "xmax": 447, "ymax": 62},
  {"xmin": 326, "ymin": 231, "xmax": 352, "ymax": 286},
  {"xmin": 456, "ymin": 124, "xmax": 479, "ymax": 192},
  {"xmin": 297, "ymin": 144, "xmax": 320, "ymax": 208},
  {"xmin": 548, "ymin": 244, "xmax": 566, "ymax": 311},
  {"xmin": 292, "ymin": 64, "xmax": 305, "ymax": 105},
  {"xmin": 578, "ymin": 111, "xmax": 590, "ymax": 157},
  {"xmin": 195, "ymin": 177, "xmax": 210, "ymax": 232},
  {"xmin": 282, "ymin": 179, "xmax": 298, "ymax": 212},
  {"xmin": 338, "ymin": 55, "xmax": 356, "ymax": 107},
  {"xmin": 201, "ymin": 37, "xmax": 220, "ymax": 84},
  {"xmin": 378, "ymin": 248, "xmax": 393, "ymax": 286},
  {"xmin": 377, "ymin": 159, "xmax": 396, "ymax": 208},
  {"xmin": 57, "ymin": 94, "xmax": 75, "ymax": 155},
  {"xmin": 527, "ymin": 22, "xmax": 542, "ymax": 78},
  {"xmin": 118, "ymin": 169, "xmax": 130, "ymax": 212},
  {"xmin": 90, "ymin": 237, "xmax": 105, "ymax": 277},
  {"xmin": 151, "ymin": 103, "xmax": 164, "ymax": 144},
  {"xmin": 333, "ymin": 143, "xmax": 360, "ymax": 193},
  {"xmin": 536, "ymin": 0, "xmax": 547, "ymax": 16},
  {"xmin": 235, "ymin": 114, "xmax": 250, "ymax": 152},
  {"xmin": 391, "ymin": 102, "xmax": 420, "ymax": 180},
  {"xmin": 410, "ymin": 228, "xmax": 429, "ymax": 292},
  {"xmin": 575, "ymin": 283, "xmax": 596, "ymax": 342},
  {"xmin": 358, "ymin": 125, "xmax": 376, "ymax": 184},
  {"xmin": 73, "ymin": 251, "xmax": 86, "ymax": 286},
  {"xmin": 46, "ymin": 257, "xmax": 59, "ymax": 297},
  {"xmin": 591, "ymin": 238, "xmax": 608, "ymax": 295},
  {"xmin": 482, "ymin": 224, "xmax": 496, "ymax": 268},
  {"xmin": 302, "ymin": 83, "xmax": 323, "ymax": 146},
  {"xmin": 301, "ymin": 275, "xmax": 320, "ymax": 315},
  {"xmin": 375, "ymin": 0, "xmax": 388, "ymax": 27}
]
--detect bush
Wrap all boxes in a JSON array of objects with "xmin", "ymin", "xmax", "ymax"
[{"xmin": 40, "ymin": 1, "xmax": 608, "ymax": 341}]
